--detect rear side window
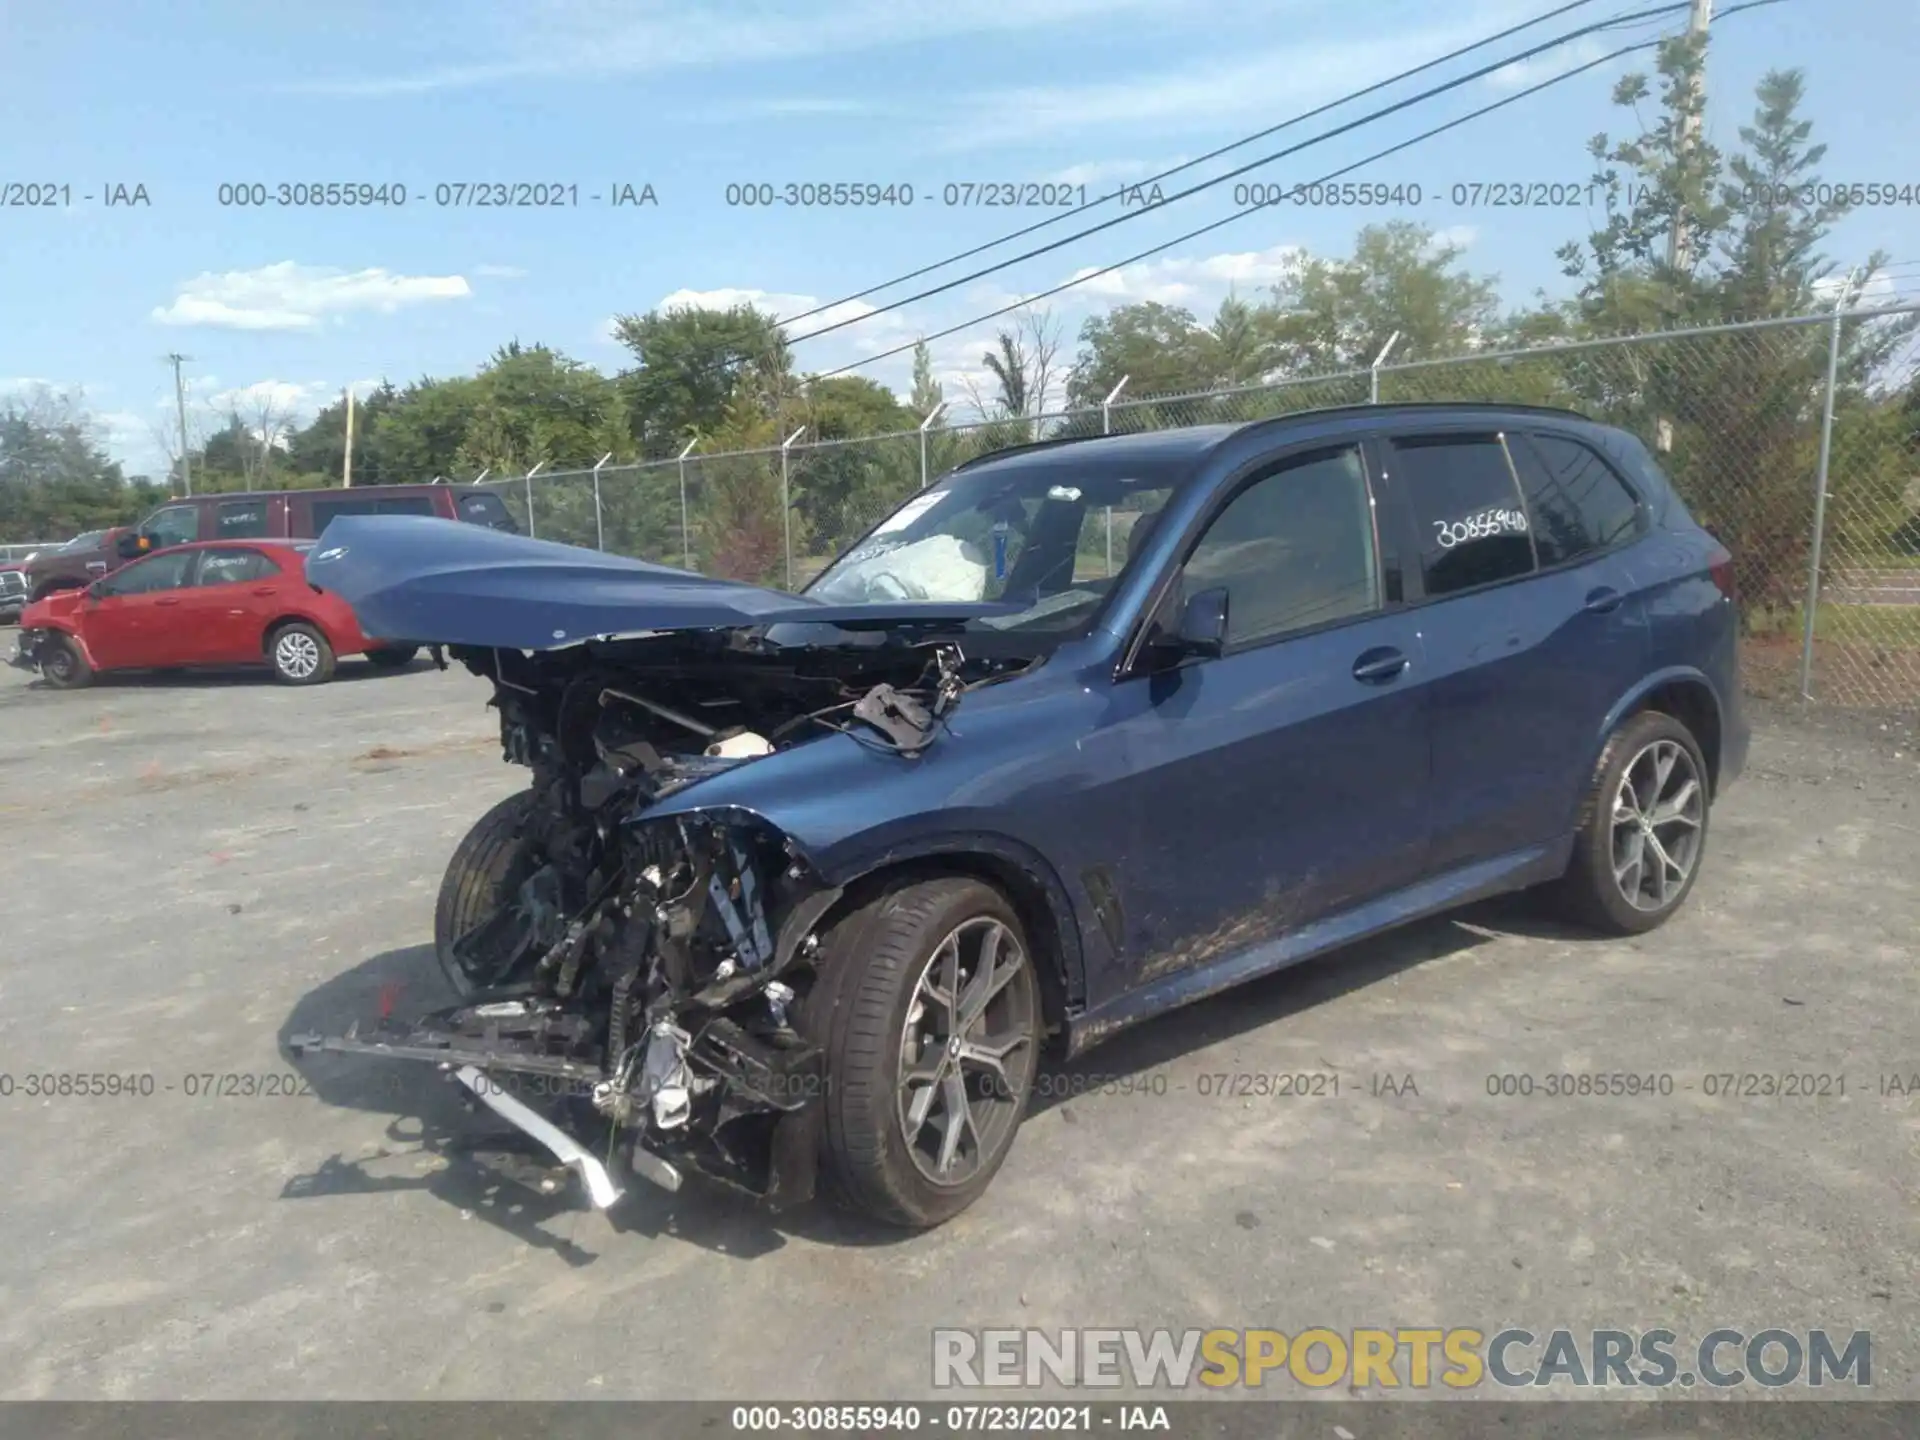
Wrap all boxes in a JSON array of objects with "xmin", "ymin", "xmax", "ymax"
[
  {"xmin": 1511, "ymin": 434, "xmax": 1642, "ymax": 566},
  {"xmin": 456, "ymin": 492, "xmax": 519, "ymax": 532},
  {"xmin": 311, "ymin": 495, "xmax": 436, "ymax": 533},
  {"xmin": 1390, "ymin": 435, "xmax": 1536, "ymax": 597},
  {"xmin": 216, "ymin": 500, "xmax": 271, "ymax": 538},
  {"xmin": 194, "ymin": 548, "xmax": 276, "ymax": 586}
]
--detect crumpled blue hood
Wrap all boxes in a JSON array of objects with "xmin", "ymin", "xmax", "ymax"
[{"xmin": 303, "ymin": 515, "xmax": 1014, "ymax": 650}]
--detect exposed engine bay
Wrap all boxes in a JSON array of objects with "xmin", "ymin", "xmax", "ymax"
[{"xmin": 290, "ymin": 624, "xmax": 1033, "ymax": 1210}]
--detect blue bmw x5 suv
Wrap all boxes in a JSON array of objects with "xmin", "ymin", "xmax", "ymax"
[{"xmin": 298, "ymin": 402, "xmax": 1748, "ymax": 1228}]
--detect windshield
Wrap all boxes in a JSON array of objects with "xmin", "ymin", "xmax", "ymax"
[
  {"xmin": 61, "ymin": 530, "xmax": 107, "ymax": 551},
  {"xmin": 804, "ymin": 458, "xmax": 1184, "ymax": 634}
]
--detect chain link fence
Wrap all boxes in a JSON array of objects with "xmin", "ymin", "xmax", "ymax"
[{"xmin": 492, "ymin": 304, "xmax": 1919, "ymax": 711}]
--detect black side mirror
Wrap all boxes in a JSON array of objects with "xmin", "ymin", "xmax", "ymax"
[
  {"xmin": 1141, "ymin": 585, "xmax": 1228, "ymax": 671},
  {"xmin": 115, "ymin": 532, "xmax": 147, "ymax": 559},
  {"xmin": 1176, "ymin": 586, "xmax": 1228, "ymax": 658}
]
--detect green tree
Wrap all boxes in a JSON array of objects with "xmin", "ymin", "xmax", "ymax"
[
  {"xmin": 1065, "ymin": 301, "xmax": 1221, "ymax": 408},
  {"xmin": 609, "ymin": 303, "xmax": 791, "ymax": 459},
  {"xmin": 1271, "ymin": 221, "xmax": 1503, "ymax": 370},
  {"xmin": 0, "ymin": 389, "xmax": 166, "ymax": 539},
  {"xmin": 1558, "ymin": 47, "xmax": 1916, "ymax": 620}
]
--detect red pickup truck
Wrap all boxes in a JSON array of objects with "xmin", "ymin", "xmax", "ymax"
[{"xmin": 21, "ymin": 484, "xmax": 518, "ymax": 601}]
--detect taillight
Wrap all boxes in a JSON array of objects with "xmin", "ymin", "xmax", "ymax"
[{"xmin": 1708, "ymin": 541, "xmax": 1736, "ymax": 601}]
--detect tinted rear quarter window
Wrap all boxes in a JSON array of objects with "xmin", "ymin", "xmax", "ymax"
[
  {"xmin": 456, "ymin": 492, "xmax": 519, "ymax": 532},
  {"xmin": 216, "ymin": 500, "xmax": 271, "ymax": 538},
  {"xmin": 1511, "ymin": 433, "xmax": 1642, "ymax": 566},
  {"xmin": 1390, "ymin": 435, "xmax": 1536, "ymax": 597},
  {"xmin": 195, "ymin": 548, "xmax": 276, "ymax": 585},
  {"xmin": 311, "ymin": 495, "xmax": 436, "ymax": 534}
]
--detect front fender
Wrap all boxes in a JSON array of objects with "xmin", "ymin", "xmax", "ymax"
[{"xmin": 639, "ymin": 735, "xmax": 1091, "ymax": 1013}]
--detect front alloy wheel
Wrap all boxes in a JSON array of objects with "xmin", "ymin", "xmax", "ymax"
[
  {"xmin": 800, "ymin": 876, "xmax": 1042, "ymax": 1228},
  {"xmin": 897, "ymin": 916, "xmax": 1037, "ymax": 1186}
]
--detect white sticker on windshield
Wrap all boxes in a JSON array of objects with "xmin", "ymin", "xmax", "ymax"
[
  {"xmin": 1047, "ymin": 485, "xmax": 1082, "ymax": 501},
  {"xmin": 872, "ymin": 491, "xmax": 944, "ymax": 535}
]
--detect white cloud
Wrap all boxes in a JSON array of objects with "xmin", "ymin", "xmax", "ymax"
[
  {"xmin": 274, "ymin": 0, "xmax": 1187, "ymax": 96},
  {"xmin": 152, "ymin": 262, "xmax": 472, "ymax": 331},
  {"xmin": 1064, "ymin": 244, "xmax": 1307, "ymax": 305},
  {"xmin": 1814, "ymin": 269, "xmax": 1898, "ymax": 305},
  {"xmin": 1425, "ymin": 224, "xmax": 1479, "ymax": 253},
  {"xmin": 204, "ymin": 378, "xmax": 336, "ymax": 415}
]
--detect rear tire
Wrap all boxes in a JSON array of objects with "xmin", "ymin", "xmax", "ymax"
[
  {"xmin": 365, "ymin": 645, "xmax": 419, "ymax": 670},
  {"xmin": 797, "ymin": 876, "xmax": 1041, "ymax": 1229},
  {"xmin": 267, "ymin": 622, "xmax": 335, "ymax": 685},
  {"xmin": 40, "ymin": 634, "xmax": 93, "ymax": 690},
  {"xmin": 1546, "ymin": 710, "xmax": 1711, "ymax": 936},
  {"xmin": 433, "ymin": 790, "xmax": 538, "ymax": 998}
]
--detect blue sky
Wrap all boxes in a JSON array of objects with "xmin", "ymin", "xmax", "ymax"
[{"xmin": 3, "ymin": 0, "xmax": 1917, "ymax": 479}]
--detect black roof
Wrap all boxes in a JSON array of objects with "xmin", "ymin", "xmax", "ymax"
[{"xmin": 949, "ymin": 401, "xmax": 1601, "ymax": 476}]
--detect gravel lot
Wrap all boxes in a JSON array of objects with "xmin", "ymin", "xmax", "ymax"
[{"xmin": 0, "ymin": 654, "xmax": 1916, "ymax": 1402}]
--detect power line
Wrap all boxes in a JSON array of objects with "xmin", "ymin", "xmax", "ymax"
[
  {"xmin": 776, "ymin": 0, "xmax": 1616, "ymax": 328},
  {"xmin": 810, "ymin": 1, "xmax": 1782, "ymax": 383},
  {"xmin": 784, "ymin": 1, "xmax": 1697, "ymax": 349}
]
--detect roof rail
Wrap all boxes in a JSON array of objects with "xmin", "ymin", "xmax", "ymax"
[{"xmin": 948, "ymin": 429, "xmax": 1109, "ymax": 473}]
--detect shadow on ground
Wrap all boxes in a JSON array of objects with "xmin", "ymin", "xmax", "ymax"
[{"xmin": 275, "ymin": 894, "xmax": 1584, "ymax": 1262}]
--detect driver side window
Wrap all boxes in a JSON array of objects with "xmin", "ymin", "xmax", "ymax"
[
  {"xmin": 144, "ymin": 505, "xmax": 201, "ymax": 549},
  {"xmin": 98, "ymin": 550, "xmax": 196, "ymax": 597},
  {"xmin": 1179, "ymin": 445, "xmax": 1381, "ymax": 649}
]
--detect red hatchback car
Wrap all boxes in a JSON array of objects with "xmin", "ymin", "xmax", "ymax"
[{"xmin": 9, "ymin": 539, "xmax": 415, "ymax": 688}]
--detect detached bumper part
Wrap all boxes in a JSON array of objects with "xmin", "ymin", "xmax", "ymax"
[{"xmin": 452, "ymin": 1064, "xmax": 631, "ymax": 1209}]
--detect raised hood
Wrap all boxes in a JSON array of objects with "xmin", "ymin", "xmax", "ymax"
[{"xmin": 303, "ymin": 514, "xmax": 1014, "ymax": 650}]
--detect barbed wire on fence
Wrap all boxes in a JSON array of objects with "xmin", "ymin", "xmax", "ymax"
[{"xmin": 482, "ymin": 301, "xmax": 1920, "ymax": 711}]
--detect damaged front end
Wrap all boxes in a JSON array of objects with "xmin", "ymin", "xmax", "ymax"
[{"xmin": 291, "ymin": 629, "xmax": 1000, "ymax": 1212}]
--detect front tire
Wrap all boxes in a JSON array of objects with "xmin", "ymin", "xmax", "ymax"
[
  {"xmin": 433, "ymin": 790, "xmax": 538, "ymax": 997},
  {"xmin": 1548, "ymin": 710, "xmax": 1711, "ymax": 935},
  {"xmin": 40, "ymin": 634, "xmax": 94, "ymax": 690},
  {"xmin": 800, "ymin": 876, "xmax": 1041, "ymax": 1229},
  {"xmin": 365, "ymin": 645, "xmax": 419, "ymax": 670},
  {"xmin": 267, "ymin": 622, "xmax": 335, "ymax": 685}
]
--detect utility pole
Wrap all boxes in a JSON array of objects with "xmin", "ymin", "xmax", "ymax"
[
  {"xmin": 1665, "ymin": 0, "xmax": 1712, "ymax": 273},
  {"xmin": 342, "ymin": 386, "xmax": 356, "ymax": 487},
  {"xmin": 166, "ymin": 353, "xmax": 193, "ymax": 496}
]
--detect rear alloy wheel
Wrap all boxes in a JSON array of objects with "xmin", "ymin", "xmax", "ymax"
[
  {"xmin": 40, "ymin": 635, "xmax": 94, "ymax": 690},
  {"xmin": 365, "ymin": 645, "xmax": 420, "ymax": 670},
  {"xmin": 268, "ymin": 622, "xmax": 336, "ymax": 685},
  {"xmin": 1550, "ymin": 710, "xmax": 1710, "ymax": 935},
  {"xmin": 801, "ymin": 877, "xmax": 1041, "ymax": 1229}
]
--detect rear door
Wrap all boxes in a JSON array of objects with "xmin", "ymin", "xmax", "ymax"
[
  {"xmin": 1383, "ymin": 427, "xmax": 1651, "ymax": 871},
  {"xmin": 172, "ymin": 547, "xmax": 283, "ymax": 663},
  {"xmin": 80, "ymin": 548, "xmax": 200, "ymax": 668}
]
